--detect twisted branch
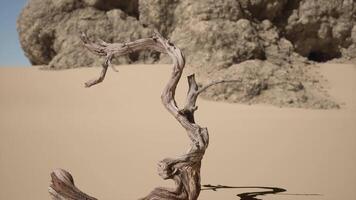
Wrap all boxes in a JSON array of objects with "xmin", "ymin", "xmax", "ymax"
[{"xmin": 49, "ymin": 31, "xmax": 239, "ymax": 200}]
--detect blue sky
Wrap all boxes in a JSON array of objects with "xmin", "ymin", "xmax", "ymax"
[{"xmin": 0, "ymin": 0, "xmax": 29, "ymax": 66}]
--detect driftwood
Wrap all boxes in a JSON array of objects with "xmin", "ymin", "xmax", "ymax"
[{"xmin": 49, "ymin": 31, "xmax": 240, "ymax": 200}]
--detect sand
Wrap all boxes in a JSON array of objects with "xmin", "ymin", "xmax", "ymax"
[{"xmin": 0, "ymin": 63, "xmax": 355, "ymax": 200}]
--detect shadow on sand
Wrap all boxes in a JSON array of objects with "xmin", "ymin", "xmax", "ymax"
[{"xmin": 202, "ymin": 184, "xmax": 321, "ymax": 200}]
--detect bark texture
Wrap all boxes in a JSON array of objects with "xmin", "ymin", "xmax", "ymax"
[{"xmin": 48, "ymin": 31, "xmax": 225, "ymax": 200}]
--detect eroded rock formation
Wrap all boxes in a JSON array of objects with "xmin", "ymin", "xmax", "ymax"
[
  {"xmin": 17, "ymin": 0, "xmax": 355, "ymax": 108},
  {"xmin": 17, "ymin": 0, "xmax": 156, "ymax": 69}
]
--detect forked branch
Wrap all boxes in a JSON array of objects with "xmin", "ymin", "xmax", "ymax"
[{"xmin": 49, "ymin": 31, "xmax": 238, "ymax": 200}]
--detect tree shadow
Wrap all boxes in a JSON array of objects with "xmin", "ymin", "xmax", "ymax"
[{"xmin": 202, "ymin": 184, "xmax": 321, "ymax": 200}]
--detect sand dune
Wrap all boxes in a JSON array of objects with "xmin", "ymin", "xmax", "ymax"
[{"xmin": 0, "ymin": 63, "xmax": 355, "ymax": 200}]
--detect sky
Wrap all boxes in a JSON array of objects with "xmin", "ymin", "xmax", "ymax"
[{"xmin": 0, "ymin": 0, "xmax": 29, "ymax": 66}]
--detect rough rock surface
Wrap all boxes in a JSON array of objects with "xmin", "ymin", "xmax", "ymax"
[
  {"xmin": 200, "ymin": 60, "xmax": 339, "ymax": 109},
  {"xmin": 17, "ymin": 0, "xmax": 355, "ymax": 108},
  {"xmin": 280, "ymin": 0, "xmax": 355, "ymax": 62},
  {"xmin": 17, "ymin": 0, "xmax": 156, "ymax": 69}
]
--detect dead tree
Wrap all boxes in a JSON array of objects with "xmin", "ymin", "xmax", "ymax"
[{"xmin": 49, "ymin": 31, "xmax": 240, "ymax": 200}]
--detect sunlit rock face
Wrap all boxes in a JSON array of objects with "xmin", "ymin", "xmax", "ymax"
[
  {"xmin": 17, "ymin": 0, "xmax": 354, "ymax": 108},
  {"xmin": 17, "ymin": 0, "xmax": 154, "ymax": 69}
]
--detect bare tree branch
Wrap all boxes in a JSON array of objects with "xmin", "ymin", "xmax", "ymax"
[
  {"xmin": 84, "ymin": 54, "xmax": 110, "ymax": 87},
  {"xmin": 49, "ymin": 31, "xmax": 237, "ymax": 200},
  {"xmin": 197, "ymin": 79, "xmax": 242, "ymax": 95},
  {"xmin": 80, "ymin": 32, "xmax": 166, "ymax": 87},
  {"xmin": 49, "ymin": 169, "xmax": 97, "ymax": 200}
]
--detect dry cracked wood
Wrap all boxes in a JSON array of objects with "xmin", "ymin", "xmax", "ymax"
[{"xmin": 49, "ymin": 31, "xmax": 239, "ymax": 200}]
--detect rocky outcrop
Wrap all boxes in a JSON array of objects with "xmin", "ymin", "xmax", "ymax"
[
  {"xmin": 17, "ymin": 0, "xmax": 355, "ymax": 108},
  {"xmin": 280, "ymin": 0, "xmax": 355, "ymax": 62},
  {"xmin": 169, "ymin": 19, "xmax": 265, "ymax": 75},
  {"xmin": 200, "ymin": 60, "xmax": 339, "ymax": 109},
  {"xmin": 239, "ymin": 0, "xmax": 289, "ymax": 21},
  {"xmin": 17, "ymin": 0, "xmax": 155, "ymax": 69}
]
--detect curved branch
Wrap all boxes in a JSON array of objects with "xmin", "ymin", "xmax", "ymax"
[
  {"xmin": 197, "ymin": 79, "xmax": 242, "ymax": 95},
  {"xmin": 49, "ymin": 169, "xmax": 97, "ymax": 200},
  {"xmin": 49, "ymin": 31, "xmax": 224, "ymax": 200},
  {"xmin": 80, "ymin": 32, "xmax": 166, "ymax": 87}
]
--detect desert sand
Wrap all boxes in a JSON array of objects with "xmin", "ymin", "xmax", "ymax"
[{"xmin": 0, "ymin": 63, "xmax": 355, "ymax": 200}]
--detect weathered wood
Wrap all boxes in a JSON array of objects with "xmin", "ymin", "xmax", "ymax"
[
  {"xmin": 49, "ymin": 169, "xmax": 97, "ymax": 200},
  {"xmin": 49, "ymin": 31, "xmax": 238, "ymax": 200}
]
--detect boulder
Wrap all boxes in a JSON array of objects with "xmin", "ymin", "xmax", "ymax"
[
  {"xmin": 17, "ymin": 0, "xmax": 155, "ymax": 69},
  {"xmin": 281, "ymin": 0, "xmax": 356, "ymax": 61}
]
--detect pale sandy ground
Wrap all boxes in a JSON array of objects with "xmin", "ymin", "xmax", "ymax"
[{"xmin": 0, "ymin": 63, "xmax": 355, "ymax": 200}]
